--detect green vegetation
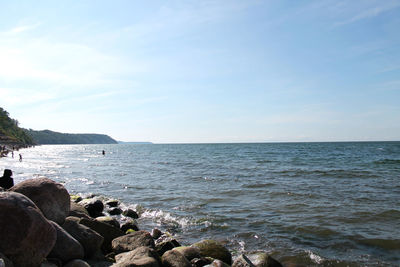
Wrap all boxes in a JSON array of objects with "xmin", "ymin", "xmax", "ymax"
[
  {"xmin": 0, "ymin": 107, "xmax": 117, "ymax": 145},
  {"xmin": 0, "ymin": 107, "xmax": 35, "ymax": 146},
  {"xmin": 25, "ymin": 129, "xmax": 118, "ymax": 144}
]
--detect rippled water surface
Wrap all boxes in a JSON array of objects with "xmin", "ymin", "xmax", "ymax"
[{"xmin": 1, "ymin": 142, "xmax": 399, "ymax": 266}]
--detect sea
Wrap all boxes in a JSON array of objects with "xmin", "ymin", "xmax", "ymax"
[{"xmin": 1, "ymin": 142, "xmax": 399, "ymax": 266}]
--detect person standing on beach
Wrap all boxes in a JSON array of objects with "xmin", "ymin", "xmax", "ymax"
[{"xmin": 0, "ymin": 169, "xmax": 14, "ymax": 189}]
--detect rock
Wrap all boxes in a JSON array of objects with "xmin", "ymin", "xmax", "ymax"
[
  {"xmin": 151, "ymin": 228, "xmax": 162, "ymax": 240},
  {"xmin": 161, "ymin": 250, "xmax": 191, "ymax": 267},
  {"xmin": 0, "ymin": 192, "xmax": 57, "ymax": 267},
  {"xmin": 79, "ymin": 217, "xmax": 124, "ymax": 254},
  {"xmin": 206, "ymin": 259, "xmax": 230, "ymax": 267},
  {"xmin": 109, "ymin": 207, "xmax": 123, "ymax": 215},
  {"xmin": 232, "ymin": 254, "xmax": 255, "ymax": 267},
  {"xmin": 172, "ymin": 246, "xmax": 201, "ymax": 261},
  {"xmin": 112, "ymin": 230, "xmax": 155, "ymax": 254},
  {"xmin": 246, "ymin": 252, "xmax": 282, "ymax": 267},
  {"xmin": 0, "ymin": 252, "xmax": 14, "ymax": 267},
  {"xmin": 70, "ymin": 202, "xmax": 91, "ymax": 219},
  {"xmin": 155, "ymin": 238, "xmax": 180, "ymax": 256},
  {"xmin": 79, "ymin": 198, "xmax": 105, "ymax": 218},
  {"xmin": 70, "ymin": 195, "xmax": 83, "ymax": 203},
  {"xmin": 62, "ymin": 216, "xmax": 104, "ymax": 258},
  {"xmin": 48, "ymin": 221, "xmax": 84, "ymax": 262},
  {"xmin": 86, "ymin": 260, "xmax": 114, "ymax": 267},
  {"xmin": 64, "ymin": 259, "xmax": 91, "ymax": 267},
  {"xmin": 120, "ymin": 219, "xmax": 139, "ymax": 232},
  {"xmin": 40, "ymin": 260, "xmax": 58, "ymax": 267},
  {"xmin": 122, "ymin": 208, "xmax": 139, "ymax": 219},
  {"xmin": 191, "ymin": 240, "xmax": 232, "ymax": 265},
  {"xmin": 105, "ymin": 199, "xmax": 119, "ymax": 207},
  {"xmin": 190, "ymin": 257, "xmax": 213, "ymax": 267},
  {"xmin": 96, "ymin": 216, "xmax": 120, "ymax": 229},
  {"xmin": 10, "ymin": 177, "xmax": 70, "ymax": 224},
  {"xmin": 113, "ymin": 246, "xmax": 160, "ymax": 267}
]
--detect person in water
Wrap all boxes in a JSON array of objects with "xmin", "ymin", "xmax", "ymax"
[
  {"xmin": 0, "ymin": 169, "xmax": 14, "ymax": 189},
  {"xmin": 102, "ymin": 150, "xmax": 105, "ymax": 155},
  {"xmin": 19, "ymin": 154, "xmax": 22, "ymax": 162}
]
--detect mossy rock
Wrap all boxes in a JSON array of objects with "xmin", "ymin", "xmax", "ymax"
[{"xmin": 191, "ymin": 240, "xmax": 232, "ymax": 265}]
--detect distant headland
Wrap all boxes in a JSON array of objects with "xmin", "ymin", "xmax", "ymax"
[{"xmin": 0, "ymin": 107, "xmax": 117, "ymax": 146}]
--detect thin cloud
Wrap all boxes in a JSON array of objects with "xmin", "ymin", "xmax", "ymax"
[
  {"xmin": 333, "ymin": 1, "xmax": 400, "ymax": 27},
  {"xmin": 2, "ymin": 23, "xmax": 41, "ymax": 35}
]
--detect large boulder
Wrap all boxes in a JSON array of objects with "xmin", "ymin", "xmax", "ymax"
[
  {"xmin": 62, "ymin": 216, "xmax": 104, "ymax": 258},
  {"xmin": 112, "ymin": 230, "xmax": 155, "ymax": 254},
  {"xmin": 79, "ymin": 217, "xmax": 124, "ymax": 253},
  {"xmin": 161, "ymin": 250, "xmax": 191, "ymax": 267},
  {"xmin": 48, "ymin": 221, "xmax": 84, "ymax": 262},
  {"xmin": 191, "ymin": 240, "xmax": 232, "ymax": 265},
  {"xmin": 113, "ymin": 246, "xmax": 160, "ymax": 267},
  {"xmin": 64, "ymin": 259, "xmax": 91, "ymax": 267},
  {"xmin": 0, "ymin": 192, "xmax": 57, "ymax": 267},
  {"xmin": 10, "ymin": 178, "xmax": 70, "ymax": 224},
  {"xmin": 69, "ymin": 202, "xmax": 91, "ymax": 219}
]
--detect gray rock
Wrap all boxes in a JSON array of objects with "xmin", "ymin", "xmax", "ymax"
[
  {"xmin": 10, "ymin": 177, "xmax": 70, "ymax": 224},
  {"xmin": 96, "ymin": 216, "xmax": 120, "ymax": 229},
  {"xmin": 0, "ymin": 192, "xmax": 57, "ymax": 267},
  {"xmin": 112, "ymin": 230, "xmax": 155, "ymax": 254},
  {"xmin": 155, "ymin": 238, "xmax": 180, "ymax": 256},
  {"xmin": 113, "ymin": 246, "xmax": 159, "ymax": 267},
  {"xmin": 191, "ymin": 240, "xmax": 232, "ymax": 265},
  {"xmin": 246, "ymin": 252, "xmax": 282, "ymax": 267},
  {"xmin": 79, "ymin": 217, "xmax": 124, "ymax": 254},
  {"xmin": 190, "ymin": 257, "xmax": 213, "ymax": 267},
  {"xmin": 70, "ymin": 202, "xmax": 91, "ymax": 219},
  {"xmin": 150, "ymin": 228, "xmax": 162, "ymax": 240},
  {"xmin": 206, "ymin": 259, "xmax": 230, "ymax": 267},
  {"xmin": 64, "ymin": 259, "xmax": 91, "ymax": 267},
  {"xmin": 172, "ymin": 246, "xmax": 201, "ymax": 261},
  {"xmin": 48, "ymin": 221, "xmax": 84, "ymax": 262},
  {"xmin": 62, "ymin": 216, "xmax": 104, "ymax": 258},
  {"xmin": 122, "ymin": 208, "xmax": 139, "ymax": 219},
  {"xmin": 161, "ymin": 250, "xmax": 191, "ymax": 267}
]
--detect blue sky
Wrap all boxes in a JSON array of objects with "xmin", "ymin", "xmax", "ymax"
[{"xmin": 0, "ymin": 0, "xmax": 399, "ymax": 143}]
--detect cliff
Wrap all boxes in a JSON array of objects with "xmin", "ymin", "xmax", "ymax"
[{"xmin": 0, "ymin": 107, "xmax": 35, "ymax": 146}]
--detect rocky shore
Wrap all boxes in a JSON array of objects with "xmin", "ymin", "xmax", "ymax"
[{"xmin": 0, "ymin": 177, "xmax": 284, "ymax": 267}]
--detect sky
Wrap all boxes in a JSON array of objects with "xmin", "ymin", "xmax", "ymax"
[{"xmin": 0, "ymin": 0, "xmax": 399, "ymax": 143}]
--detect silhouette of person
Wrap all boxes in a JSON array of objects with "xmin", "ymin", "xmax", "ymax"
[
  {"xmin": 19, "ymin": 154, "xmax": 22, "ymax": 162},
  {"xmin": 0, "ymin": 169, "xmax": 14, "ymax": 190},
  {"xmin": 102, "ymin": 150, "xmax": 105, "ymax": 155}
]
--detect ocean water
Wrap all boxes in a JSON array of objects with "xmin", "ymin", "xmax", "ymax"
[{"xmin": 1, "ymin": 142, "xmax": 399, "ymax": 266}]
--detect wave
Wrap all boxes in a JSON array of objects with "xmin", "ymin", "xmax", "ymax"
[{"xmin": 373, "ymin": 159, "xmax": 400, "ymax": 165}]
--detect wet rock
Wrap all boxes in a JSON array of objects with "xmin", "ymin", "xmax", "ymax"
[
  {"xmin": 161, "ymin": 250, "xmax": 191, "ymax": 267},
  {"xmin": 0, "ymin": 252, "xmax": 14, "ymax": 267},
  {"xmin": 155, "ymin": 238, "xmax": 181, "ymax": 256},
  {"xmin": 191, "ymin": 240, "xmax": 232, "ymax": 265},
  {"xmin": 114, "ymin": 246, "xmax": 160, "ymax": 267},
  {"xmin": 79, "ymin": 198, "xmax": 105, "ymax": 218},
  {"xmin": 10, "ymin": 177, "xmax": 70, "ymax": 224},
  {"xmin": 172, "ymin": 246, "xmax": 201, "ymax": 261},
  {"xmin": 79, "ymin": 217, "xmax": 124, "ymax": 254},
  {"xmin": 206, "ymin": 259, "xmax": 230, "ymax": 267},
  {"xmin": 96, "ymin": 216, "xmax": 121, "ymax": 229},
  {"xmin": 70, "ymin": 195, "xmax": 83, "ymax": 203},
  {"xmin": 112, "ymin": 230, "xmax": 155, "ymax": 254},
  {"xmin": 122, "ymin": 208, "xmax": 139, "ymax": 219},
  {"xmin": 62, "ymin": 216, "xmax": 104, "ymax": 258},
  {"xmin": 120, "ymin": 219, "xmax": 139, "ymax": 232},
  {"xmin": 190, "ymin": 257, "xmax": 213, "ymax": 267},
  {"xmin": 64, "ymin": 259, "xmax": 91, "ymax": 267},
  {"xmin": 48, "ymin": 221, "xmax": 84, "ymax": 262},
  {"xmin": 105, "ymin": 199, "xmax": 119, "ymax": 207},
  {"xmin": 151, "ymin": 228, "xmax": 162, "ymax": 239},
  {"xmin": 246, "ymin": 252, "xmax": 282, "ymax": 267},
  {"xmin": 0, "ymin": 192, "xmax": 57, "ymax": 267},
  {"xmin": 232, "ymin": 254, "xmax": 255, "ymax": 267},
  {"xmin": 109, "ymin": 207, "xmax": 123, "ymax": 215}
]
